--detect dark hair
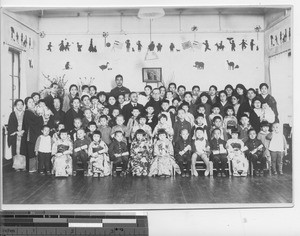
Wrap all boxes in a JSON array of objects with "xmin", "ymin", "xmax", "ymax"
[
  {"xmin": 137, "ymin": 114, "xmax": 147, "ymax": 121},
  {"xmin": 14, "ymin": 99, "xmax": 24, "ymax": 106},
  {"xmin": 177, "ymin": 85, "xmax": 186, "ymax": 91},
  {"xmin": 81, "ymin": 95, "xmax": 90, "ymax": 101},
  {"xmin": 252, "ymin": 97, "xmax": 262, "ymax": 108},
  {"xmin": 98, "ymin": 91, "xmax": 107, "ymax": 97},
  {"xmin": 89, "ymin": 85, "xmax": 97, "ymax": 91},
  {"xmin": 260, "ymin": 121, "xmax": 270, "ymax": 128},
  {"xmin": 172, "ymin": 97, "xmax": 181, "ymax": 103},
  {"xmin": 69, "ymin": 84, "xmax": 78, "ymax": 92},
  {"xmin": 235, "ymin": 84, "xmax": 247, "ymax": 94},
  {"xmin": 114, "ymin": 130, "xmax": 124, "ymax": 136},
  {"xmin": 248, "ymin": 128, "xmax": 256, "ymax": 135},
  {"xmin": 192, "ymin": 85, "xmax": 200, "ymax": 91},
  {"xmin": 134, "ymin": 129, "xmax": 146, "ymax": 139},
  {"xmin": 145, "ymin": 85, "xmax": 152, "ymax": 90},
  {"xmin": 93, "ymin": 130, "xmax": 102, "ymax": 137},
  {"xmin": 224, "ymin": 84, "xmax": 234, "ymax": 91},
  {"xmin": 99, "ymin": 115, "xmax": 108, "ymax": 120},
  {"xmin": 158, "ymin": 114, "xmax": 168, "ymax": 120},
  {"xmin": 31, "ymin": 92, "xmax": 40, "ymax": 99},
  {"xmin": 199, "ymin": 92, "xmax": 210, "ymax": 101},
  {"xmin": 38, "ymin": 99, "xmax": 46, "ymax": 104},
  {"xmin": 195, "ymin": 127, "xmax": 205, "ymax": 132},
  {"xmin": 71, "ymin": 97, "xmax": 81, "ymax": 104},
  {"xmin": 231, "ymin": 91, "xmax": 240, "ymax": 100},
  {"xmin": 168, "ymin": 82, "xmax": 177, "ymax": 89},
  {"xmin": 247, "ymin": 88, "xmax": 256, "ymax": 94},
  {"xmin": 218, "ymin": 90, "xmax": 227, "ymax": 97},
  {"xmin": 259, "ymin": 83, "xmax": 269, "ymax": 90},
  {"xmin": 157, "ymin": 128, "xmax": 167, "ymax": 136},
  {"xmin": 240, "ymin": 113, "xmax": 249, "ymax": 120},
  {"xmin": 115, "ymin": 74, "xmax": 123, "ymax": 80},
  {"xmin": 161, "ymin": 99, "xmax": 169, "ymax": 105},
  {"xmin": 159, "ymin": 86, "xmax": 166, "ymax": 90},
  {"xmin": 50, "ymin": 82, "xmax": 58, "ymax": 88},
  {"xmin": 196, "ymin": 113, "xmax": 205, "ymax": 119},
  {"xmin": 41, "ymin": 125, "xmax": 50, "ymax": 131},
  {"xmin": 88, "ymin": 121, "xmax": 97, "ymax": 127},
  {"xmin": 118, "ymin": 94, "xmax": 125, "ymax": 99},
  {"xmin": 212, "ymin": 116, "xmax": 222, "ymax": 123},
  {"xmin": 53, "ymin": 97, "xmax": 61, "ymax": 103},
  {"xmin": 24, "ymin": 96, "xmax": 33, "ymax": 109},
  {"xmin": 76, "ymin": 128, "xmax": 86, "ymax": 134},
  {"xmin": 209, "ymin": 85, "xmax": 218, "ymax": 91},
  {"xmin": 180, "ymin": 101, "xmax": 190, "ymax": 108},
  {"xmin": 59, "ymin": 128, "xmax": 68, "ymax": 138},
  {"xmin": 212, "ymin": 103, "xmax": 220, "ymax": 109},
  {"xmin": 197, "ymin": 104, "xmax": 206, "ymax": 110},
  {"xmin": 224, "ymin": 106, "xmax": 235, "ymax": 115},
  {"xmin": 184, "ymin": 91, "xmax": 192, "ymax": 97},
  {"xmin": 168, "ymin": 106, "xmax": 176, "ymax": 111},
  {"xmin": 212, "ymin": 127, "xmax": 221, "ymax": 133},
  {"xmin": 231, "ymin": 127, "xmax": 239, "ymax": 135},
  {"xmin": 90, "ymin": 96, "xmax": 98, "ymax": 101},
  {"xmin": 81, "ymin": 85, "xmax": 89, "ymax": 91}
]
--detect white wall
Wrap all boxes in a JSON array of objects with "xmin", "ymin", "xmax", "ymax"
[
  {"xmin": 0, "ymin": 10, "xmax": 40, "ymax": 127},
  {"xmin": 39, "ymin": 14, "xmax": 265, "ymax": 92}
]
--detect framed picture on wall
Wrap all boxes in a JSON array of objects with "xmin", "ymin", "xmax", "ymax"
[{"xmin": 142, "ymin": 67, "xmax": 162, "ymax": 83}]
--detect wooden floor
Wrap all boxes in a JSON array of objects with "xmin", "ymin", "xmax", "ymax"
[{"xmin": 2, "ymin": 167, "xmax": 292, "ymax": 205}]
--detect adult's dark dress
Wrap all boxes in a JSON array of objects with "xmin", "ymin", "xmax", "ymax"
[
  {"xmin": 237, "ymin": 99, "xmax": 253, "ymax": 122},
  {"xmin": 23, "ymin": 108, "xmax": 43, "ymax": 172},
  {"xmin": 64, "ymin": 108, "xmax": 84, "ymax": 131},
  {"xmin": 52, "ymin": 108, "xmax": 65, "ymax": 126},
  {"xmin": 7, "ymin": 111, "xmax": 26, "ymax": 160},
  {"xmin": 44, "ymin": 93, "xmax": 56, "ymax": 111}
]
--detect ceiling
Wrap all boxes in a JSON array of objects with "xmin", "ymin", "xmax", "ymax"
[{"xmin": 5, "ymin": 6, "xmax": 291, "ymax": 17}]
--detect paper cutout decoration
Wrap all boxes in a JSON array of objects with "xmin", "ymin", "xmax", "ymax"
[
  {"xmin": 228, "ymin": 39, "xmax": 236, "ymax": 51},
  {"xmin": 170, "ymin": 43, "xmax": 175, "ymax": 52},
  {"xmin": 191, "ymin": 26, "xmax": 198, "ymax": 31},
  {"xmin": 148, "ymin": 41, "xmax": 155, "ymax": 51},
  {"xmin": 64, "ymin": 42, "xmax": 70, "ymax": 51},
  {"xmin": 29, "ymin": 59, "xmax": 33, "ymax": 68},
  {"xmin": 77, "ymin": 42, "xmax": 83, "ymax": 52},
  {"xmin": 250, "ymin": 39, "xmax": 255, "ymax": 51},
  {"xmin": 226, "ymin": 60, "xmax": 239, "ymax": 70},
  {"xmin": 64, "ymin": 62, "xmax": 72, "ymax": 70},
  {"xmin": 182, "ymin": 41, "xmax": 192, "ymax": 50},
  {"xmin": 157, "ymin": 43, "xmax": 162, "ymax": 52},
  {"xmin": 113, "ymin": 40, "xmax": 123, "ymax": 50},
  {"xmin": 16, "ymin": 32, "xmax": 19, "ymax": 42},
  {"xmin": 215, "ymin": 41, "xmax": 225, "ymax": 51},
  {"xmin": 203, "ymin": 40, "xmax": 211, "ymax": 52},
  {"xmin": 59, "ymin": 40, "xmax": 65, "ymax": 51},
  {"xmin": 99, "ymin": 62, "xmax": 111, "ymax": 71},
  {"xmin": 88, "ymin": 39, "xmax": 97, "ymax": 52},
  {"xmin": 103, "ymin": 32, "xmax": 109, "ymax": 47},
  {"xmin": 125, "ymin": 40, "xmax": 131, "ymax": 52},
  {"xmin": 136, "ymin": 41, "xmax": 142, "ymax": 52},
  {"xmin": 10, "ymin": 27, "xmax": 15, "ymax": 40},
  {"xmin": 106, "ymin": 42, "xmax": 111, "ymax": 47},
  {"xmin": 239, "ymin": 39, "xmax": 247, "ymax": 50},
  {"xmin": 47, "ymin": 42, "xmax": 53, "ymax": 52},
  {"xmin": 192, "ymin": 41, "xmax": 201, "ymax": 50},
  {"xmin": 193, "ymin": 61, "xmax": 205, "ymax": 70},
  {"xmin": 132, "ymin": 47, "xmax": 135, "ymax": 52}
]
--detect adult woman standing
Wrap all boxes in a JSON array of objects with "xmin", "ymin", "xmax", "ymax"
[
  {"xmin": 7, "ymin": 99, "xmax": 26, "ymax": 171},
  {"xmin": 23, "ymin": 97, "xmax": 43, "ymax": 172},
  {"xmin": 62, "ymin": 84, "xmax": 79, "ymax": 112}
]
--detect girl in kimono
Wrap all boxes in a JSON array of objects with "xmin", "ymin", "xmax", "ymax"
[
  {"xmin": 129, "ymin": 129, "xmax": 153, "ymax": 176},
  {"xmin": 51, "ymin": 129, "xmax": 73, "ymax": 177},
  {"xmin": 7, "ymin": 99, "xmax": 26, "ymax": 171},
  {"xmin": 152, "ymin": 114, "xmax": 174, "ymax": 141},
  {"xmin": 88, "ymin": 130, "xmax": 111, "ymax": 177},
  {"xmin": 148, "ymin": 129, "xmax": 181, "ymax": 177}
]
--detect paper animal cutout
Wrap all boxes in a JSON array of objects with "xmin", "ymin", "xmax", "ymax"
[
  {"xmin": 99, "ymin": 62, "xmax": 112, "ymax": 71},
  {"xmin": 64, "ymin": 62, "xmax": 72, "ymax": 70},
  {"xmin": 226, "ymin": 60, "xmax": 239, "ymax": 70},
  {"xmin": 193, "ymin": 61, "xmax": 205, "ymax": 70},
  {"xmin": 215, "ymin": 41, "xmax": 225, "ymax": 51}
]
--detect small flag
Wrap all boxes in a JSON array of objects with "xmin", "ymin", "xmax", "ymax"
[
  {"xmin": 192, "ymin": 41, "xmax": 201, "ymax": 49},
  {"xmin": 182, "ymin": 41, "xmax": 192, "ymax": 50},
  {"xmin": 113, "ymin": 40, "xmax": 123, "ymax": 49}
]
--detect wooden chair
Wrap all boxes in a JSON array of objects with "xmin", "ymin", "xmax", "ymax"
[
  {"xmin": 110, "ymin": 161, "xmax": 124, "ymax": 176},
  {"xmin": 209, "ymin": 159, "xmax": 232, "ymax": 176},
  {"xmin": 250, "ymin": 159, "xmax": 272, "ymax": 176},
  {"xmin": 195, "ymin": 160, "xmax": 214, "ymax": 177}
]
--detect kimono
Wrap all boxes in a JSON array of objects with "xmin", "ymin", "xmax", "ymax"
[
  {"xmin": 226, "ymin": 138, "xmax": 249, "ymax": 175},
  {"xmin": 88, "ymin": 140, "xmax": 111, "ymax": 177},
  {"xmin": 7, "ymin": 110, "xmax": 26, "ymax": 170},
  {"xmin": 148, "ymin": 139, "xmax": 181, "ymax": 176},
  {"xmin": 129, "ymin": 138, "xmax": 153, "ymax": 176},
  {"xmin": 51, "ymin": 139, "xmax": 73, "ymax": 177},
  {"xmin": 152, "ymin": 123, "xmax": 174, "ymax": 141}
]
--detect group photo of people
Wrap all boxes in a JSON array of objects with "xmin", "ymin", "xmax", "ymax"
[{"xmin": 7, "ymin": 74, "xmax": 289, "ymax": 180}]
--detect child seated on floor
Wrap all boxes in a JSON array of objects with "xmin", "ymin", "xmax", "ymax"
[
  {"xmin": 191, "ymin": 127, "xmax": 210, "ymax": 177},
  {"xmin": 108, "ymin": 131, "xmax": 129, "ymax": 177},
  {"xmin": 174, "ymin": 129, "xmax": 192, "ymax": 177},
  {"xmin": 226, "ymin": 128, "xmax": 248, "ymax": 177},
  {"xmin": 148, "ymin": 129, "xmax": 181, "ymax": 177},
  {"xmin": 266, "ymin": 122, "xmax": 288, "ymax": 175},
  {"xmin": 244, "ymin": 129, "xmax": 266, "ymax": 177},
  {"xmin": 210, "ymin": 128, "xmax": 228, "ymax": 177},
  {"xmin": 51, "ymin": 129, "xmax": 73, "ymax": 177},
  {"xmin": 73, "ymin": 129, "xmax": 91, "ymax": 176},
  {"xmin": 129, "ymin": 129, "xmax": 153, "ymax": 177},
  {"xmin": 88, "ymin": 130, "xmax": 111, "ymax": 177}
]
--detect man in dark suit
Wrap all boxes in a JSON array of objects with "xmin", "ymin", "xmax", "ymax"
[
  {"xmin": 237, "ymin": 88, "xmax": 257, "ymax": 121},
  {"xmin": 145, "ymin": 88, "xmax": 162, "ymax": 116},
  {"xmin": 44, "ymin": 82, "xmax": 59, "ymax": 111},
  {"xmin": 110, "ymin": 74, "xmax": 131, "ymax": 98},
  {"xmin": 122, "ymin": 92, "xmax": 144, "ymax": 125}
]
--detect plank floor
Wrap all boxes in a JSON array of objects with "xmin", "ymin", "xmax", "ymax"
[{"xmin": 2, "ymin": 168, "xmax": 292, "ymax": 205}]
